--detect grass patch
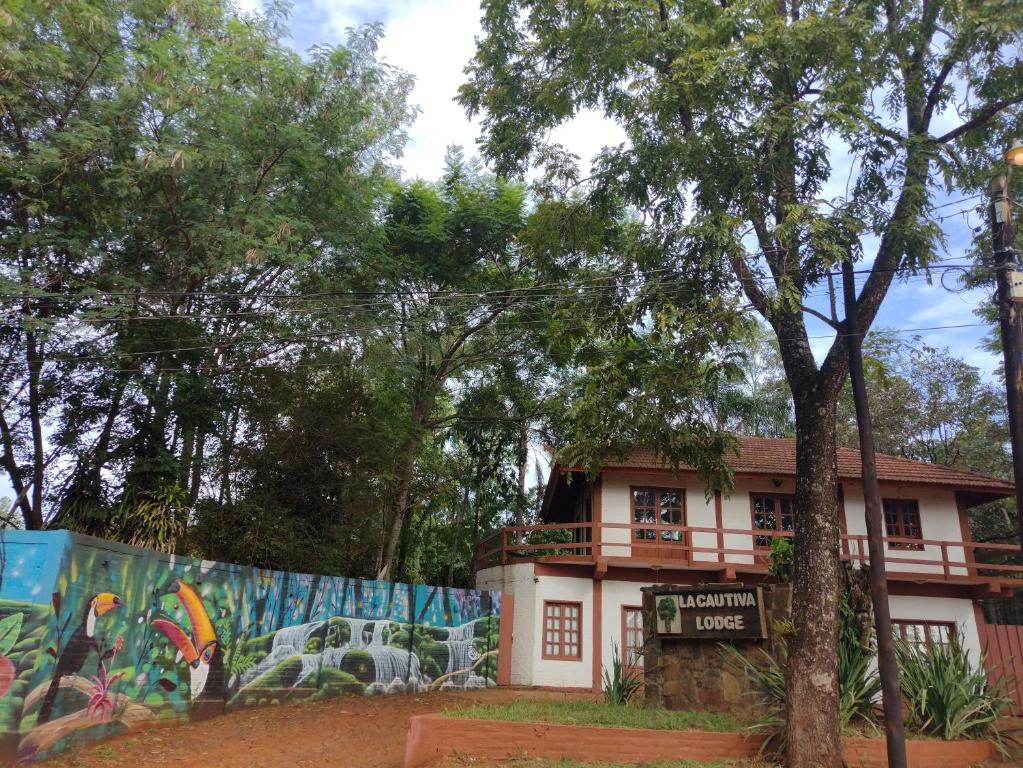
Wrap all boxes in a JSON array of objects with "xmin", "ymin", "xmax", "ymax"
[{"xmin": 444, "ymin": 699, "xmax": 748, "ymax": 732}]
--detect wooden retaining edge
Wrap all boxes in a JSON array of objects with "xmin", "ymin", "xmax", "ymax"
[{"xmin": 404, "ymin": 715, "xmax": 997, "ymax": 768}]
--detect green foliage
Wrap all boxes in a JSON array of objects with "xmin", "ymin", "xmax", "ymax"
[
  {"xmin": 836, "ymin": 332, "xmax": 1010, "ymax": 475},
  {"xmin": 0, "ymin": 613, "xmax": 23, "ymax": 657},
  {"xmin": 896, "ymin": 632, "xmax": 1009, "ymax": 742},
  {"xmin": 601, "ymin": 643, "xmax": 642, "ymax": 706},
  {"xmin": 835, "ymin": 600, "xmax": 882, "ymax": 729},
  {"xmin": 767, "ymin": 538, "xmax": 794, "ymax": 584},
  {"xmin": 0, "ymin": 0, "xmax": 413, "ymax": 544},
  {"xmin": 446, "ymin": 700, "xmax": 746, "ymax": 733}
]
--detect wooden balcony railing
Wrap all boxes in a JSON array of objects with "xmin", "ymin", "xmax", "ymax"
[{"xmin": 474, "ymin": 521, "xmax": 1023, "ymax": 586}]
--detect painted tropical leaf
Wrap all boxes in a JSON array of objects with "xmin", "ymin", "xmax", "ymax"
[{"xmin": 0, "ymin": 613, "xmax": 23, "ymax": 656}]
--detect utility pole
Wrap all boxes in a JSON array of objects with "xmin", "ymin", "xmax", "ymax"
[
  {"xmin": 990, "ymin": 170, "xmax": 1023, "ymax": 546},
  {"xmin": 841, "ymin": 259, "xmax": 908, "ymax": 768}
]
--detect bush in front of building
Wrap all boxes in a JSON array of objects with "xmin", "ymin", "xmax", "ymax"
[
  {"xmin": 601, "ymin": 642, "xmax": 642, "ymax": 705},
  {"xmin": 722, "ymin": 594, "xmax": 881, "ymax": 743},
  {"xmin": 896, "ymin": 632, "xmax": 1009, "ymax": 743}
]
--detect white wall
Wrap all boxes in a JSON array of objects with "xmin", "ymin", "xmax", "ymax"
[
  {"xmin": 599, "ymin": 472, "xmax": 717, "ymax": 561},
  {"xmin": 477, "ymin": 563, "xmax": 595, "ymax": 687},
  {"xmin": 531, "ymin": 573, "xmax": 594, "ymax": 687},
  {"xmin": 476, "ymin": 563, "xmax": 537, "ymax": 686},
  {"xmin": 599, "ymin": 472, "xmax": 968, "ymax": 572},
  {"xmin": 842, "ymin": 484, "xmax": 968, "ymax": 575},
  {"xmin": 599, "ymin": 474, "xmax": 640, "ymax": 558},
  {"xmin": 477, "ymin": 567, "xmax": 985, "ymax": 690},
  {"xmin": 887, "ymin": 594, "xmax": 982, "ymax": 661},
  {"xmin": 600, "ymin": 579, "xmax": 646, "ymax": 672}
]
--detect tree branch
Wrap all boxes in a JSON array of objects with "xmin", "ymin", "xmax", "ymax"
[
  {"xmin": 934, "ymin": 95, "xmax": 1023, "ymax": 144},
  {"xmin": 802, "ymin": 304, "xmax": 840, "ymax": 329}
]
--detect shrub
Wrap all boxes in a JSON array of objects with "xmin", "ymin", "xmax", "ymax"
[
  {"xmin": 835, "ymin": 598, "xmax": 881, "ymax": 728},
  {"xmin": 602, "ymin": 642, "xmax": 642, "ymax": 705},
  {"xmin": 722, "ymin": 596, "xmax": 880, "ymax": 734},
  {"xmin": 896, "ymin": 631, "xmax": 1009, "ymax": 742},
  {"xmin": 768, "ymin": 537, "xmax": 794, "ymax": 583}
]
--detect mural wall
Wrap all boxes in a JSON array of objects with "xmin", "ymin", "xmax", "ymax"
[{"xmin": 0, "ymin": 530, "xmax": 502, "ymax": 764}]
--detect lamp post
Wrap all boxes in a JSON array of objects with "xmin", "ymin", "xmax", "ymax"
[{"xmin": 992, "ymin": 139, "xmax": 1023, "ymax": 545}]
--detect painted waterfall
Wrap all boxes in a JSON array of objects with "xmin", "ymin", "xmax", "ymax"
[{"xmin": 0, "ymin": 531, "xmax": 501, "ymax": 764}]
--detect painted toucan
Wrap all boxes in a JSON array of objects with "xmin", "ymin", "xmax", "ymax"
[
  {"xmin": 152, "ymin": 580, "xmax": 225, "ymax": 712},
  {"xmin": 38, "ymin": 592, "xmax": 123, "ymax": 724}
]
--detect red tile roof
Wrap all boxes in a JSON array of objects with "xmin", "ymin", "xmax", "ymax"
[{"xmin": 600, "ymin": 436, "xmax": 1014, "ymax": 496}]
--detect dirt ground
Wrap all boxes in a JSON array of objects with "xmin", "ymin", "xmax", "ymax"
[{"xmin": 46, "ymin": 688, "xmax": 589, "ymax": 768}]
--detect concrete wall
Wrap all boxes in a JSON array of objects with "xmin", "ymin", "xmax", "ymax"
[{"xmin": 0, "ymin": 531, "xmax": 504, "ymax": 764}]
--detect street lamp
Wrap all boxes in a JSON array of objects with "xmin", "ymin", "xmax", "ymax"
[{"xmin": 1007, "ymin": 138, "xmax": 1023, "ymax": 167}]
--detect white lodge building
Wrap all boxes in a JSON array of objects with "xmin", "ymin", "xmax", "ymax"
[{"xmin": 475, "ymin": 437, "xmax": 1019, "ymax": 691}]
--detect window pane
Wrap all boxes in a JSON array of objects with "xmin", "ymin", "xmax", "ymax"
[
  {"xmin": 883, "ymin": 499, "xmax": 922, "ymax": 548},
  {"xmin": 634, "ymin": 489, "xmax": 657, "ymax": 540},
  {"xmin": 624, "ymin": 608, "xmax": 643, "ymax": 667},
  {"xmin": 780, "ymin": 497, "xmax": 794, "ymax": 531}
]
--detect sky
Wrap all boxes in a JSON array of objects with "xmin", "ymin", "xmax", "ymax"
[{"xmin": 235, "ymin": 0, "xmax": 1001, "ymax": 377}]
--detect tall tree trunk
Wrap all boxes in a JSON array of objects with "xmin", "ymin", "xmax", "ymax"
[
  {"xmin": 377, "ymin": 437, "xmax": 419, "ymax": 581},
  {"xmin": 24, "ymin": 330, "xmax": 45, "ymax": 530},
  {"xmin": 218, "ymin": 407, "xmax": 239, "ymax": 507},
  {"xmin": 784, "ymin": 378, "xmax": 843, "ymax": 768},
  {"xmin": 188, "ymin": 432, "xmax": 206, "ymax": 506},
  {"xmin": 447, "ymin": 482, "xmax": 469, "ymax": 587},
  {"xmin": 516, "ymin": 423, "xmax": 528, "ymax": 525}
]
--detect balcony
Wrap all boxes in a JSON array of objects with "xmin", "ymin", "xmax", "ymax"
[{"xmin": 475, "ymin": 522, "xmax": 1023, "ymax": 596}]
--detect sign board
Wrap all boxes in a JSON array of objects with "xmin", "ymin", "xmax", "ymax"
[{"xmin": 653, "ymin": 585, "xmax": 767, "ymax": 640}]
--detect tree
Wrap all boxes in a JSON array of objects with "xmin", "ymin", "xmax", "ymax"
[
  {"xmin": 320, "ymin": 155, "xmax": 541, "ymax": 580},
  {"xmin": 461, "ymin": 2, "xmax": 1023, "ymax": 763},
  {"xmin": 702, "ymin": 325, "xmax": 794, "ymax": 438},
  {"xmin": 836, "ymin": 332, "xmax": 1010, "ymax": 474},
  {"xmin": 185, "ymin": 352, "xmax": 400, "ymax": 576},
  {"xmin": 0, "ymin": 1, "xmax": 412, "ymax": 533},
  {"xmin": 657, "ymin": 596, "xmax": 678, "ymax": 634}
]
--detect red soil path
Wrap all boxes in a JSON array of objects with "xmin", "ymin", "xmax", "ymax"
[{"xmin": 45, "ymin": 689, "xmax": 587, "ymax": 768}]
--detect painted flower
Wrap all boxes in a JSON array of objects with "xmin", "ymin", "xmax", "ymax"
[
  {"xmin": 86, "ymin": 660, "xmax": 125, "ymax": 720},
  {"xmin": 113, "ymin": 635, "xmax": 124, "ymax": 655}
]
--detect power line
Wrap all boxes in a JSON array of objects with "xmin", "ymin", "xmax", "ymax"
[
  {"xmin": 0, "ymin": 259, "xmax": 985, "ymax": 305},
  {"xmin": 0, "ymin": 317, "xmax": 990, "ymax": 377}
]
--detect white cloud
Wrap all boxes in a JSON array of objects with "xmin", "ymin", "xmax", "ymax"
[{"xmin": 284, "ymin": 1, "xmax": 627, "ymax": 181}]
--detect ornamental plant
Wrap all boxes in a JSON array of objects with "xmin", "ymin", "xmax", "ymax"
[
  {"xmin": 601, "ymin": 642, "xmax": 642, "ymax": 706},
  {"xmin": 896, "ymin": 631, "xmax": 1009, "ymax": 743}
]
